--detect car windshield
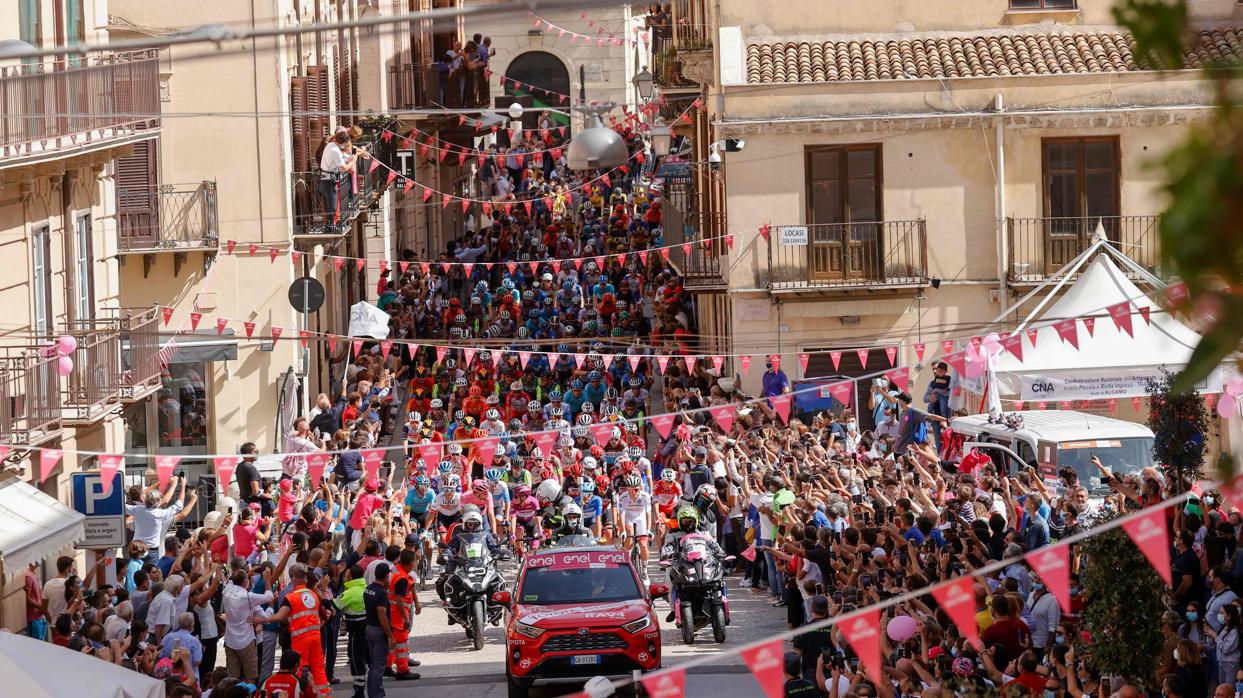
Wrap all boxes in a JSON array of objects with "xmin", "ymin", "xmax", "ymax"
[
  {"xmin": 518, "ymin": 564, "xmax": 639, "ymax": 605},
  {"xmin": 1057, "ymin": 437, "xmax": 1155, "ymax": 491}
]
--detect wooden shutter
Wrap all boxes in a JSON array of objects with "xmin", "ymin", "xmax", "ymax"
[
  {"xmin": 290, "ymin": 75, "xmax": 309, "ymax": 172},
  {"xmin": 116, "ymin": 139, "xmax": 159, "ymax": 246},
  {"xmin": 308, "ymin": 65, "xmax": 331, "ymax": 158}
]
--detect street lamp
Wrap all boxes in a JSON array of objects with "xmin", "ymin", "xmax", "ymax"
[
  {"xmin": 632, "ymin": 66, "xmax": 654, "ymax": 101},
  {"xmin": 508, "ymin": 102, "xmax": 524, "ymax": 120},
  {"xmin": 649, "ymin": 117, "xmax": 672, "ymax": 157},
  {"xmin": 567, "ymin": 103, "xmax": 629, "ymax": 170}
]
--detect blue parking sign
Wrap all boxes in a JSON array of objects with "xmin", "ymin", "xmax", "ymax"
[{"xmin": 71, "ymin": 472, "xmax": 123, "ymax": 517}]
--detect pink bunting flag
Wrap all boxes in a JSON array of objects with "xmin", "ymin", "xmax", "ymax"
[
  {"xmin": 269, "ymin": 248, "xmax": 279, "ymax": 263},
  {"xmin": 1014, "ymin": 401, "xmax": 1025, "ymax": 411},
  {"xmin": 829, "ymin": 381, "xmax": 854, "ymax": 407},
  {"xmin": 226, "ymin": 240, "xmax": 237, "ymax": 255},
  {"xmin": 216, "ymin": 318, "xmax": 228, "ymax": 336},
  {"xmin": 1082, "ymin": 316, "xmax": 1096, "ymax": 337},
  {"xmin": 362, "ymin": 449, "xmax": 384, "ymax": 481},
  {"xmin": 884, "ymin": 346, "xmax": 897, "ymax": 366},
  {"xmin": 1108, "ymin": 301, "xmax": 1134, "ymax": 337},
  {"xmin": 463, "ymin": 348, "xmax": 476, "ymax": 367},
  {"xmin": 1122, "ymin": 507, "xmax": 1172, "ymax": 584},
  {"xmin": 758, "ymin": 223, "xmax": 771, "ymax": 242},
  {"xmin": 1139, "ymin": 306, "xmax": 1152, "ymax": 325},
  {"xmin": 418, "ymin": 443, "xmax": 442, "ymax": 470},
  {"xmin": 1164, "ymin": 281, "xmax": 1189, "ymax": 307},
  {"xmin": 1053, "ymin": 319, "xmax": 1080, "ymax": 349},
  {"xmin": 650, "ymin": 414, "xmax": 675, "ymax": 440},
  {"xmin": 931, "ymin": 577, "xmax": 981, "ymax": 649},
  {"xmin": 405, "ymin": 342, "xmax": 417, "ymax": 360},
  {"xmin": 740, "ymin": 640, "xmax": 785, "ymax": 698},
  {"xmin": 771, "ymin": 394, "xmax": 793, "ymax": 425},
  {"xmin": 628, "ymin": 354, "xmax": 642, "ymax": 373},
  {"xmin": 214, "ymin": 456, "xmax": 239, "ymax": 491},
  {"xmin": 298, "ymin": 330, "xmax": 310, "ymax": 348},
  {"xmin": 38, "ymin": 448, "xmax": 63, "ymax": 483},
  {"xmin": 913, "ymin": 343, "xmax": 926, "ymax": 363},
  {"xmin": 435, "ymin": 346, "xmax": 448, "ymax": 364},
  {"xmin": 533, "ymin": 431, "xmax": 558, "ymax": 459},
  {"xmin": 887, "ymin": 367, "xmax": 911, "ymax": 392},
  {"xmin": 770, "ymin": 354, "xmax": 781, "ymax": 371},
  {"xmin": 1026, "ymin": 544, "xmax": 1072, "ymax": 614},
  {"xmin": 1036, "ymin": 401, "xmax": 1048, "ymax": 410},
  {"xmin": 248, "ymin": 244, "xmax": 257, "ymax": 257},
  {"xmin": 1026, "ymin": 327, "xmax": 1039, "ymax": 347},
  {"xmin": 573, "ymin": 353, "xmax": 586, "ymax": 370},
  {"xmin": 841, "ymin": 609, "xmax": 884, "ymax": 685},
  {"xmin": 352, "ymin": 340, "xmax": 364, "ymax": 358},
  {"xmin": 356, "ymin": 258, "xmax": 366, "ymax": 273},
  {"xmin": 546, "ymin": 351, "xmax": 560, "ymax": 369},
  {"xmin": 478, "ymin": 437, "xmax": 500, "ymax": 468},
  {"xmin": 307, "ymin": 452, "xmax": 329, "ymax": 486},
  {"xmin": 591, "ymin": 423, "xmax": 614, "ymax": 448},
  {"xmin": 708, "ymin": 404, "xmax": 737, "ymax": 433},
  {"xmin": 944, "ymin": 351, "xmax": 968, "ymax": 376},
  {"xmin": 739, "ymin": 355, "xmax": 752, "ymax": 376},
  {"xmin": 97, "ymin": 454, "xmax": 123, "ymax": 496},
  {"xmin": 641, "ymin": 668, "xmax": 686, "ymax": 698},
  {"xmin": 829, "ymin": 351, "xmax": 842, "ymax": 371},
  {"xmin": 155, "ymin": 455, "xmax": 181, "ymax": 489},
  {"xmin": 189, "ymin": 312, "xmax": 202, "ymax": 330},
  {"xmin": 682, "ymin": 355, "xmax": 695, "ymax": 373},
  {"xmin": 270, "ymin": 326, "xmax": 283, "ymax": 342},
  {"xmin": 334, "ymin": 256, "xmax": 345, "ymax": 272},
  {"xmin": 1000, "ymin": 333, "xmax": 1024, "ymax": 362},
  {"xmin": 161, "ymin": 306, "xmax": 175, "ymax": 326},
  {"xmin": 797, "ymin": 352, "xmax": 810, "ymax": 374},
  {"xmin": 380, "ymin": 340, "xmax": 393, "ymax": 360},
  {"xmin": 711, "ymin": 355, "xmax": 724, "ymax": 373},
  {"xmin": 941, "ymin": 340, "xmax": 955, "ymax": 355},
  {"xmin": 518, "ymin": 351, "xmax": 531, "ymax": 370},
  {"xmin": 1108, "ymin": 398, "xmax": 1119, "ymax": 415}
]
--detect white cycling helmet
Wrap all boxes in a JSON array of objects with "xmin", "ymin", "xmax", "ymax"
[
  {"xmin": 536, "ymin": 479, "xmax": 562, "ymax": 502},
  {"xmin": 582, "ymin": 456, "xmax": 598, "ymax": 471},
  {"xmin": 563, "ymin": 502, "xmax": 583, "ymax": 519},
  {"xmin": 485, "ymin": 408, "xmax": 500, "ymax": 420},
  {"xmin": 661, "ymin": 468, "xmax": 677, "ymax": 482},
  {"xmin": 448, "ymin": 443, "xmax": 463, "ymax": 455}
]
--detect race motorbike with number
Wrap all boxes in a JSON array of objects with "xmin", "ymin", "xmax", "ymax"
[
  {"xmin": 443, "ymin": 531, "xmax": 508, "ymax": 650},
  {"xmin": 661, "ymin": 532, "xmax": 731, "ymax": 644}
]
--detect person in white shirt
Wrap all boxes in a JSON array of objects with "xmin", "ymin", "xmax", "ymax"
[
  {"xmin": 1026, "ymin": 581, "xmax": 1062, "ymax": 651},
  {"xmin": 318, "ymin": 131, "xmax": 355, "ymax": 221},
  {"xmin": 147, "ymin": 574, "xmax": 185, "ymax": 642},
  {"xmin": 42, "ymin": 555, "xmax": 76, "ymax": 621},
  {"xmin": 104, "ymin": 601, "xmax": 133, "ymax": 641},
  {"xmin": 222, "ymin": 568, "xmax": 273, "ymax": 683},
  {"xmin": 127, "ymin": 478, "xmax": 189, "ymax": 562}
]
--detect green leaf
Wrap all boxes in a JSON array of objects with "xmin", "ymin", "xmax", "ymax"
[{"xmin": 1113, "ymin": 0, "xmax": 1190, "ymax": 69}]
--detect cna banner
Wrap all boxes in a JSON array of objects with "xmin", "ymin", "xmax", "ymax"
[{"xmin": 1018, "ymin": 368, "xmax": 1208, "ymax": 402}]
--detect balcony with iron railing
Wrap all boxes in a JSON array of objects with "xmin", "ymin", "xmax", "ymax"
[
  {"xmin": 664, "ymin": 184, "xmax": 728, "ymax": 288},
  {"xmin": 1006, "ymin": 215, "xmax": 1162, "ymax": 284},
  {"xmin": 114, "ymin": 307, "xmax": 162, "ymax": 402},
  {"xmin": 0, "ymin": 348, "xmax": 62, "ymax": 447},
  {"xmin": 0, "ymin": 50, "xmax": 160, "ymax": 163},
  {"xmin": 388, "ymin": 63, "xmax": 490, "ymax": 111},
  {"xmin": 651, "ymin": 0, "xmax": 714, "ymax": 88},
  {"xmin": 117, "ymin": 182, "xmax": 219, "ymax": 253},
  {"xmin": 60, "ymin": 320, "xmax": 123, "ymax": 424},
  {"xmin": 292, "ymin": 152, "xmax": 390, "ymax": 238},
  {"xmin": 765, "ymin": 220, "xmax": 929, "ymax": 294}
]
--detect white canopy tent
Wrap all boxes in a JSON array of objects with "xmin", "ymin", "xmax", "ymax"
[
  {"xmin": 976, "ymin": 233, "xmax": 1222, "ymax": 401},
  {"xmin": 0, "ymin": 630, "xmax": 164, "ymax": 698},
  {"xmin": 0, "ymin": 476, "xmax": 84, "ymax": 582}
]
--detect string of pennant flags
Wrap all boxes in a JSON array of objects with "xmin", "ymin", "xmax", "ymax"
[
  {"xmin": 2, "ymin": 280, "xmax": 1207, "ymax": 486},
  {"xmin": 529, "ymin": 14, "xmax": 647, "ymax": 50}
]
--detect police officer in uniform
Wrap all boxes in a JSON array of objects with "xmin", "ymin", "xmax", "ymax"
[{"xmin": 363, "ymin": 565, "xmax": 394, "ymax": 698}]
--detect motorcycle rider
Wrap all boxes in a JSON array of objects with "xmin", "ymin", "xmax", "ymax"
[
  {"xmin": 435, "ymin": 509, "xmax": 503, "ymax": 614},
  {"xmin": 660, "ymin": 505, "xmax": 726, "ymax": 624},
  {"xmin": 552, "ymin": 502, "xmax": 593, "ymax": 542}
]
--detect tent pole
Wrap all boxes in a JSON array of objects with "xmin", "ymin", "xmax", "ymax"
[
  {"xmin": 1004, "ymin": 239, "xmax": 1105, "ymax": 332},
  {"xmin": 1098, "ymin": 241, "xmax": 1166, "ymax": 289}
]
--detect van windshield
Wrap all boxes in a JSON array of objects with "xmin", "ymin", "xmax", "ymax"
[{"xmin": 1057, "ymin": 438, "xmax": 1154, "ymax": 492}]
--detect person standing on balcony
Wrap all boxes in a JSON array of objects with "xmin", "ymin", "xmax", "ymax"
[{"xmin": 319, "ymin": 131, "xmax": 355, "ymax": 226}]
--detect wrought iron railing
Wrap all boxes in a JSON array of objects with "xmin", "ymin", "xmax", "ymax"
[
  {"xmin": 114, "ymin": 307, "xmax": 161, "ymax": 401},
  {"xmin": 1006, "ymin": 215, "xmax": 1161, "ymax": 283},
  {"xmin": 0, "ymin": 50, "xmax": 160, "ymax": 157},
  {"xmin": 117, "ymin": 182, "xmax": 218, "ymax": 252},
  {"xmin": 388, "ymin": 62, "xmax": 489, "ymax": 110},
  {"xmin": 0, "ymin": 349, "xmax": 62, "ymax": 446},
  {"xmin": 765, "ymin": 220, "xmax": 928, "ymax": 292},
  {"xmin": 292, "ymin": 156, "xmax": 388, "ymax": 236},
  {"xmin": 60, "ymin": 320, "xmax": 123, "ymax": 423}
]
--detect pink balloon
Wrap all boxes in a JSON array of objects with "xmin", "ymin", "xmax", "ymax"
[
  {"xmin": 981, "ymin": 332, "xmax": 1003, "ymax": 356},
  {"xmin": 887, "ymin": 614, "xmax": 918, "ymax": 642},
  {"xmin": 56, "ymin": 356, "xmax": 74, "ymax": 376},
  {"xmin": 1220, "ymin": 396, "xmax": 1239, "ymax": 420},
  {"xmin": 56, "ymin": 334, "xmax": 78, "ymax": 355}
]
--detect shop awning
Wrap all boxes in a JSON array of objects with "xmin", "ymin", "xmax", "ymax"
[
  {"xmin": 0, "ymin": 477, "xmax": 85, "ymax": 581},
  {"xmin": 124, "ymin": 328, "xmax": 238, "ymax": 364},
  {"xmin": 0, "ymin": 631, "xmax": 164, "ymax": 698}
]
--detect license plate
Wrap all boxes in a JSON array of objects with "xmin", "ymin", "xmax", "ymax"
[{"xmin": 571, "ymin": 655, "xmax": 601, "ymax": 666}]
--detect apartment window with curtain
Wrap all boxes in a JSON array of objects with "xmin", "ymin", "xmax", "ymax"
[
  {"xmin": 74, "ymin": 214, "xmax": 94, "ymax": 320},
  {"xmin": 805, "ymin": 144, "xmax": 883, "ymax": 280},
  {"xmin": 31, "ymin": 224, "xmax": 54, "ymax": 337},
  {"xmin": 1041, "ymin": 136, "xmax": 1120, "ymax": 268}
]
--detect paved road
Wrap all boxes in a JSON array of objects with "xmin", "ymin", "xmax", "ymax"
[{"xmin": 328, "ymin": 559, "xmax": 790, "ymax": 697}]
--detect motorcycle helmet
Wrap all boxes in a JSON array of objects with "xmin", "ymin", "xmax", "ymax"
[
  {"xmin": 563, "ymin": 502, "xmax": 583, "ymax": 527},
  {"xmin": 485, "ymin": 468, "xmax": 503, "ymax": 482},
  {"xmin": 536, "ymin": 479, "xmax": 562, "ymax": 503},
  {"xmin": 676, "ymin": 505, "xmax": 699, "ymax": 530},
  {"xmin": 660, "ymin": 468, "xmax": 677, "ymax": 483},
  {"xmin": 696, "ymin": 483, "xmax": 717, "ymax": 501},
  {"xmin": 462, "ymin": 509, "xmax": 484, "ymax": 533}
]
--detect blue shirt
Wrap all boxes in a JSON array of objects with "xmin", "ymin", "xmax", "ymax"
[
  {"xmin": 160, "ymin": 628, "xmax": 203, "ymax": 671},
  {"xmin": 405, "ymin": 488, "xmax": 435, "ymax": 515},
  {"xmin": 812, "ymin": 510, "xmax": 831, "ymax": 529},
  {"xmin": 157, "ymin": 554, "xmax": 177, "ymax": 579},
  {"xmin": 902, "ymin": 527, "xmax": 925, "ymax": 545},
  {"xmin": 761, "ymin": 369, "xmax": 789, "ymax": 398},
  {"xmin": 581, "ymin": 495, "xmax": 603, "ymax": 522}
]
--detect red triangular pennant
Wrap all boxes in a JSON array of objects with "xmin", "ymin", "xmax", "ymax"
[
  {"xmin": 1053, "ymin": 319, "xmax": 1080, "ymax": 349},
  {"xmin": 1082, "ymin": 316, "xmax": 1096, "ymax": 337},
  {"xmin": 1139, "ymin": 305, "xmax": 1152, "ymax": 325},
  {"xmin": 161, "ymin": 306, "xmax": 175, "ymax": 326},
  {"xmin": 1026, "ymin": 544, "xmax": 1072, "ymax": 614},
  {"xmin": 740, "ymin": 640, "xmax": 785, "ymax": 698},
  {"xmin": 361, "ymin": 449, "xmax": 384, "ymax": 480},
  {"xmin": 591, "ymin": 423, "xmax": 613, "ymax": 448},
  {"xmin": 913, "ymin": 342, "xmax": 926, "ymax": 362},
  {"xmin": 298, "ymin": 330, "xmax": 310, "ymax": 348},
  {"xmin": 243, "ymin": 321, "xmax": 256, "ymax": 338},
  {"xmin": 1108, "ymin": 301, "xmax": 1134, "ymax": 337},
  {"xmin": 640, "ymin": 668, "xmax": 686, "ymax": 698},
  {"xmin": 97, "ymin": 454, "xmax": 123, "ymax": 496},
  {"xmin": 739, "ymin": 355, "xmax": 752, "ymax": 376},
  {"xmin": 708, "ymin": 404, "xmax": 737, "ymax": 434},
  {"xmin": 154, "ymin": 455, "xmax": 180, "ymax": 489},
  {"xmin": 931, "ymin": 577, "xmax": 981, "ymax": 649},
  {"xmin": 887, "ymin": 367, "xmax": 911, "ymax": 392},
  {"xmin": 1000, "ymin": 333, "xmax": 1024, "ymax": 362},
  {"xmin": 829, "ymin": 381, "xmax": 853, "ymax": 407},
  {"xmin": 214, "ymin": 456, "xmax": 239, "ymax": 490},
  {"xmin": 307, "ymin": 452, "xmax": 329, "ymax": 486},
  {"xmin": 771, "ymin": 394, "xmax": 793, "ymax": 425},
  {"xmin": 841, "ymin": 609, "xmax": 884, "ymax": 685},
  {"xmin": 829, "ymin": 351, "xmax": 842, "ymax": 371},
  {"xmin": 650, "ymin": 414, "xmax": 675, "ymax": 440},
  {"xmin": 797, "ymin": 352, "xmax": 810, "ymax": 374},
  {"xmin": 1122, "ymin": 507, "xmax": 1173, "ymax": 585},
  {"xmin": 216, "ymin": 318, "xmax": 228, "ymax": 335},
  {"xmin": 884, "ymin": 346, "xmax": 897, "ymax": 365},
  {"xmin": 188, "ymin": 312, "xmax": 202, "ymax": 330}
]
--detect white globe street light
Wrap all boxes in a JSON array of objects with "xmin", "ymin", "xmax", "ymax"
[{"xmin": 507, "ymin": 102, "xmax": 524, "ymax": 120}]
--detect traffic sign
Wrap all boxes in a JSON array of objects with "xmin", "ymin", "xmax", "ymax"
[
  {"xmin": 71, "ymin": 472, "xmax": 126, "ymax": 549},
  {"xmin": 288, "ymin": 276, "xmax": 326, "ymax": 314}
]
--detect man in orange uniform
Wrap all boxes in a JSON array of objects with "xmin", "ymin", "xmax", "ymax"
[
  {"xmin": 265, "ymin": 564, "xmax": 330, "ymax": 697},
  {"xmin": 386, "ymin": 549, "xmax": 422, "ymax": 680}
]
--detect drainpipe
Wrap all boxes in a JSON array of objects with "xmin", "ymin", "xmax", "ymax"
[{"xmin": 994, "ymin": 93, "xmax": 1008, "ymax": 315}]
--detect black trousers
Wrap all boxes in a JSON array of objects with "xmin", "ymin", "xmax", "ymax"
[{"xmin": 345, "ymin": 619, "xmax": 369, "ymax": 693}]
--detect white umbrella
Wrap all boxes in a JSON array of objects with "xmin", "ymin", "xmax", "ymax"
[{"xmin": 0, "ymin": 632, "xmax": 164, "ymax": 698}]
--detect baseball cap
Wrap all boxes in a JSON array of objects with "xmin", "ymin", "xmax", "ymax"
[{"xmin": 365, "ymin": 477, "xmax": 382, "ymax": 492}]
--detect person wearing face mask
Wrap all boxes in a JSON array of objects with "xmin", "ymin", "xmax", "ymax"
[
  {"xmin": 1209, "ymin": 567, "xmax": 1240, "ymax": 631},
  {"xmin": 1026, "ymin": 575, "xmax": 1061, "ymax": 653},
  {"xmin": 1208, "ymin": 604, "xmax": 1241, "ymax": 691}
]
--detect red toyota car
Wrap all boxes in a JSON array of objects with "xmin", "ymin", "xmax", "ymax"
[{"xmin": 493, "ymin": 546, "xmax": 666, "ymax": 698}]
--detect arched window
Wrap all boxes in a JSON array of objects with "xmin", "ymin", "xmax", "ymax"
[{"xmin": 504, "ymin": 51, "xmax": 571, "ymax": 127}]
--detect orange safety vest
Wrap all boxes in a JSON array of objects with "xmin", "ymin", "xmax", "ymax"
[
  {"xmin": 286, "ymin": 584, "xmax": 322, "ymax": 639},
  {"xmin": 388, "ymin": 566, "xmax": 414, "ymax": 626}
]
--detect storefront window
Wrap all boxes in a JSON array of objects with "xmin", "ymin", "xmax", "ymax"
[{"xmin": 158, "ymin": 362, "xmax": 209, "ymax": 447}]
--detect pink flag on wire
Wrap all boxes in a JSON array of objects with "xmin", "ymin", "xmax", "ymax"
[
  {"xmin": 39, "ymin": 449, "xmax": 63, "ymax": 483},
  {"xmin": 214, "ymin": 456, "xmax": 239, "ymax": 491},
  {"xmin": 155, "ymin": 455, "xmax": 181, "ymax": 489},
  {"xmin": 97, "ymin": 454, "xmax": 124, "ymax": 496}
]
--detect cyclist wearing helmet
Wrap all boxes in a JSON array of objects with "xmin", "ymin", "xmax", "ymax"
[
  {"xmin": 510, "ymin": 485, "xmax": 541, "ymax": 551},
  {"xmin": 583, "ymin": 370, "xmax": 607, "ymax": 404},
  {"xmin": 404, "ymin": 475, "xmax": 435, "ymax": 530},
  {"xmin": 616, "ymin": 474, "xmax": 652, "ymax": 576},
  {"xmin": 577, "ymin": 479, "xmax": 604, "ymax": 538},
  {"xmin": 484, "ymin": 468, "xmax": 511, "ymax": 537},
  {"xmin": 462, "ymin": 384, "xmax": 487, "ymax": 421},
  {"xmin": 504, "ymin": 381, "xmax": 530, "ymax": 421},
  {"xmin": 461, "ymin": 479, "xmax": 496, "ymax": 533},
  {"xmin": 552, "ymin": 502, "xmax": 592, "ymax": 542},
  {"xmin": 653, "ymin": 467, "xmax": 684, "ymax": 541},
  {"xmin": 428, "ymin": 474, "xmax": 463, "ymax": 531}
]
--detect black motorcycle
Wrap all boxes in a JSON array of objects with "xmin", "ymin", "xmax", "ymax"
[
  {"xmin": 442, "ymin": 531, "xmax": 508, "ymax": 650},
  {"xmin": 660, "ymin": 532, "xmax": 733, "ymax": 644}
]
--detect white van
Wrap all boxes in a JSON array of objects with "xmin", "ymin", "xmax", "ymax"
[{"xmin": 949, "ymin": 410, "xmax": 1155, "ymax": 494}]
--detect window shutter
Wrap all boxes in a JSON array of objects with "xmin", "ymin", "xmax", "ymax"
[
  {"xmin": 290, "ymin": 75, "xmax": 309, "ymax": 172},
  {"xmin": 116, "ymin": 139, "xmax": 159, "ymax": 245},
  {"xmin": 308, "ymin": 65, "xmax": 331, "ymax": 158}
]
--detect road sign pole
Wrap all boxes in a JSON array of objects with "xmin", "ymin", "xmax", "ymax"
[{"xmin": 301, "ymin": 256, "xmax": 311, "ymax": 415}]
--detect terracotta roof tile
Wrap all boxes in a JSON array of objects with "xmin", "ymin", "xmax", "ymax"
[{"xmin": 744, "ymin": 28, "xmax": 1242, "ymax": 83}]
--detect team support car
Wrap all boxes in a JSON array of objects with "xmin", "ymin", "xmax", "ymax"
[{"xmin": 493, "ymin": 546, "xmax": 667, "ymax": 697}]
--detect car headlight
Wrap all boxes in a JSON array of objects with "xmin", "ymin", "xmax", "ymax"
[
  {"xmin": 622, "ymin": 616, "xmax": 651, "ymax": 634},
  {"xmin": 515, "ymin": 621, "xmax": 545, "ymax": 639}
]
